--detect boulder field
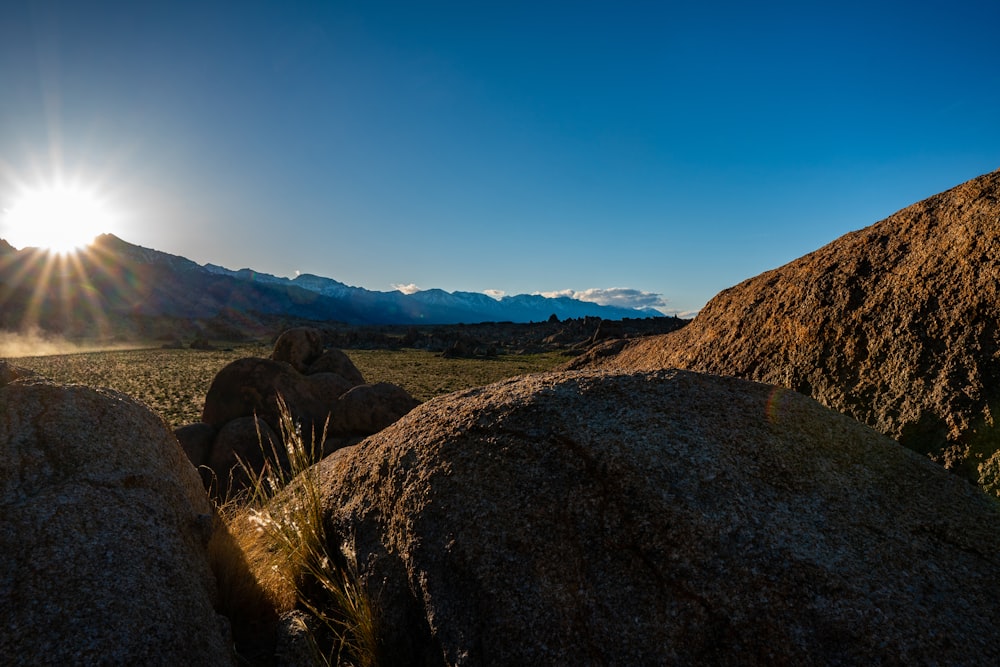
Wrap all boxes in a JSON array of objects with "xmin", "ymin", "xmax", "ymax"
[
  {"xmin": 176, "ymin": 326, "xmax": 419, "ymax": 495},
  {"xmin": 4, "ymin": 357, "xmax": 1000, "ymax": 664}
]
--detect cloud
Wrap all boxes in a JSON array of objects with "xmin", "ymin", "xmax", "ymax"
[
  {"xmin": 538, "ymin": 287, "xmax": 677, "ymax": 315},
  {"xmin": 392, "ymin": 283, "xmax": 422, "ymax": 295},
  {"xmin": 483, "ymin": 289, "xmax": 506, "ymax": 300},
  {"xmin": 538, "ymin": 289, "xmax": 576, "ymax": 300}
]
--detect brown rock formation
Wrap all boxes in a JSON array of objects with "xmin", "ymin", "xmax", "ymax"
[
  {"xmin": 193, "ymin": 336, "xmax": 417, "ymax": 495},
  {"xmin": 203, "ymin": 333, "xmax": 369, "ymax": 439},
  {"xmin": 304, "ymin": 371, "xmax": 358, "ymax": 410},
  {"xmin": 0, "ymin": 379, "xmax": 232, "ymax": 665},
  {"xmin": 306, "ymin": 348, "xmax": 366, "ymax": 385},
  {"xmin": 175, "ymin": 421, "xmax": 217, "ymax": 484},
  {"xmin": 271, "ymin": 326, "xmax": 324, "ymax": 372},
  {"xmin": 209, "ymin": 416, "xmax": 281, "ymax": 493},
  {"xmin": 201, "ymin": 357, "xmax": 340, "ymax": 433},
  {"xmin": 333, "ymin": 382, "xmax": 421, "ymax": 435},
  {"xmin": 572, "ymin": 168, "xmax": 1000, "ymax": 483},
  {"xmin": 315, "ymin": 370, "xmax": 1000, "ymax": 665}
]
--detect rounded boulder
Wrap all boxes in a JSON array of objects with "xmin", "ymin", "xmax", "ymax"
[
  {"xmin": 333, "ymin": 382, "xmax": 420, "ymax": 436},
  {"xmin": 271, "ymin": 326, "xmax": 324, "ymax": 373},
  {"xmin": 0, "ymin": 380, "xmax": 232, "ymax": 665},
  {"xmin": 317, "ymin": 369, "xmax": 1000, "ymax": 665},
  {"xmin": 305, "ymin": 347, "xmax": 366, "ymax": 385},
  {"xmin": 201, "ymin": 357, "xmax": 335, "ymax": 434}
]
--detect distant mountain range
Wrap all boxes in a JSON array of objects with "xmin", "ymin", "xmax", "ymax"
[{"xmin": 0, "ymin": 234, "xmax": 665, "ymax": 331}]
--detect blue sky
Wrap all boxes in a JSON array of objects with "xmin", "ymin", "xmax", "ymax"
[{"xmin": 1, "ymin": 1, "xmax": 998, "ymax": 316}]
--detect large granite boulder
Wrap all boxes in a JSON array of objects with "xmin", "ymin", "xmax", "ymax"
[
  {"xmin": 306, "ymin": 348, "xmax": 366, "ymax": 385},
  {"xmin": 570, "ymin": 169, "xmax": 1000, "ymax": 487},
  {"xmin": 208, "ymin": 416, "xmax": 281, "ymax": 494},
  {"xmin": 333, "ymin": 382, "xmax": 421, "ymax": 436},
  {"xmin": 201, "ymin": 357, "xmax": 335, "ymax": 431},
  {"xmin": 0, "ymin": 379, "xmax": 232, "ymax": 665},
  {"xmin": 305, "ymin": 372, "xmax": 359, "ymax": 415},
  {"xmin": 175, "ymin": 422, "xmax": 217, "ymax": 471},
  {"xmin": 315, "ymin": 369, "xmax": 1000, "ymax": 665}
]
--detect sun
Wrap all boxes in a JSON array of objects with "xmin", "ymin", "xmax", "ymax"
[{"xmin": 2, "ymin": 185, "xmax": 112, "ymax": 254}]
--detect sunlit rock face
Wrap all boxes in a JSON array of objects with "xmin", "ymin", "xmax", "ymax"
[
  {"xmin": 0, "ymin": 378, "xmax": 232, "ymax": 665},
  {"xmin": 314, "ymin": 369, "xmax": 1000, "ymax": 665},
  {"xmin": 571, "ymin": 169, "xmax": 1000, "ymax": 485}
]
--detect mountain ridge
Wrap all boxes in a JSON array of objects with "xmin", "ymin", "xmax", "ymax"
[
  {"xmin": 0, "ymin": 233, "xmax": 668, "ymax": 329},
  {"xmin": 109, "ymin": 234, "xmax": 666, "ymax": 323}
]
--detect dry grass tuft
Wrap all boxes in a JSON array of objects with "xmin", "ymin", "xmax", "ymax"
[
  {"xmin": 207, "ymin": 513, "xmax": 282, "ymax": 662},
  {"xmin": 213, "ymin": 395, "xmax": 379, "ymax": 666}
]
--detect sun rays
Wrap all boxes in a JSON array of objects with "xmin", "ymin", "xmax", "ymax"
[
  {"xmin": 0, "ymin": 241, "xmax": 136, "ymax": 341},
  {"xmin": 0, "ymin": 167, "xmax": 138, "ymax": 344},
  {"xmin": 2, "ymin": 184, "xmax": 113, "ymax": 255}
]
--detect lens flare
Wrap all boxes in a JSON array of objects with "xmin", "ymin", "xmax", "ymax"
[{"xmin": 2, "ymin": 185, "xmax": 112, "ymax": 255}]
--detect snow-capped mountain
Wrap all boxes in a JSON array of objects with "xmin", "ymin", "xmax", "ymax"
[
  {"xmin": 15, "ymin": 234, "xmax": 661, "ymax": 324},
  {"xmin": 202, "ymin": 262, "xmax": 662, "ymax": 323}
]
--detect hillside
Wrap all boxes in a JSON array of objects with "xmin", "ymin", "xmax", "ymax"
[
  {"xmin": 0, "ymin": 234, "xmax": 668, "ymax": 332},
  {"xmin": 571, "ymin": 168, "xmax": 1000, "ymax": 487}
]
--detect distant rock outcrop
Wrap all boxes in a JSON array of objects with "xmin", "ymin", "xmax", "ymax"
[
  {"xmin": 0, "ymin": 378, "xmax": 232, "ymax": 665},
  {"xmin": 209, "ymin": 416, "xmax": 282, "ymax": 492},
  {"xmin": 271, "ymin": 326, "xmax": 324, "ymax": 372},
  {"xmin": 572, "ymin": 169, "xmax": 1000, "ymax": 485},
  {"xmin": 314, "ymin": 369, "xmax": 1000, "ymax": 665},
  {"xmin": 179, "ymin": 328, "xmax": 419, "ymax": 494}
]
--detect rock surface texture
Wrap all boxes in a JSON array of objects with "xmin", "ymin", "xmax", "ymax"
[
  {"xmin": 571, "ymin": 169, "xmax": 1000, "ymax": 485},
  {"xmin": 315, "ymin": 369, "xmax": 1000, "ymax": 665},
  {"xmin": 0, "ymin": 378, "xmax": 232, "ymax": 665}
]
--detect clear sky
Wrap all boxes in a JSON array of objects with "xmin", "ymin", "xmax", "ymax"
[{"xmin": 1, "ymin": 1, "xmax": 998, "ymax": 316}]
